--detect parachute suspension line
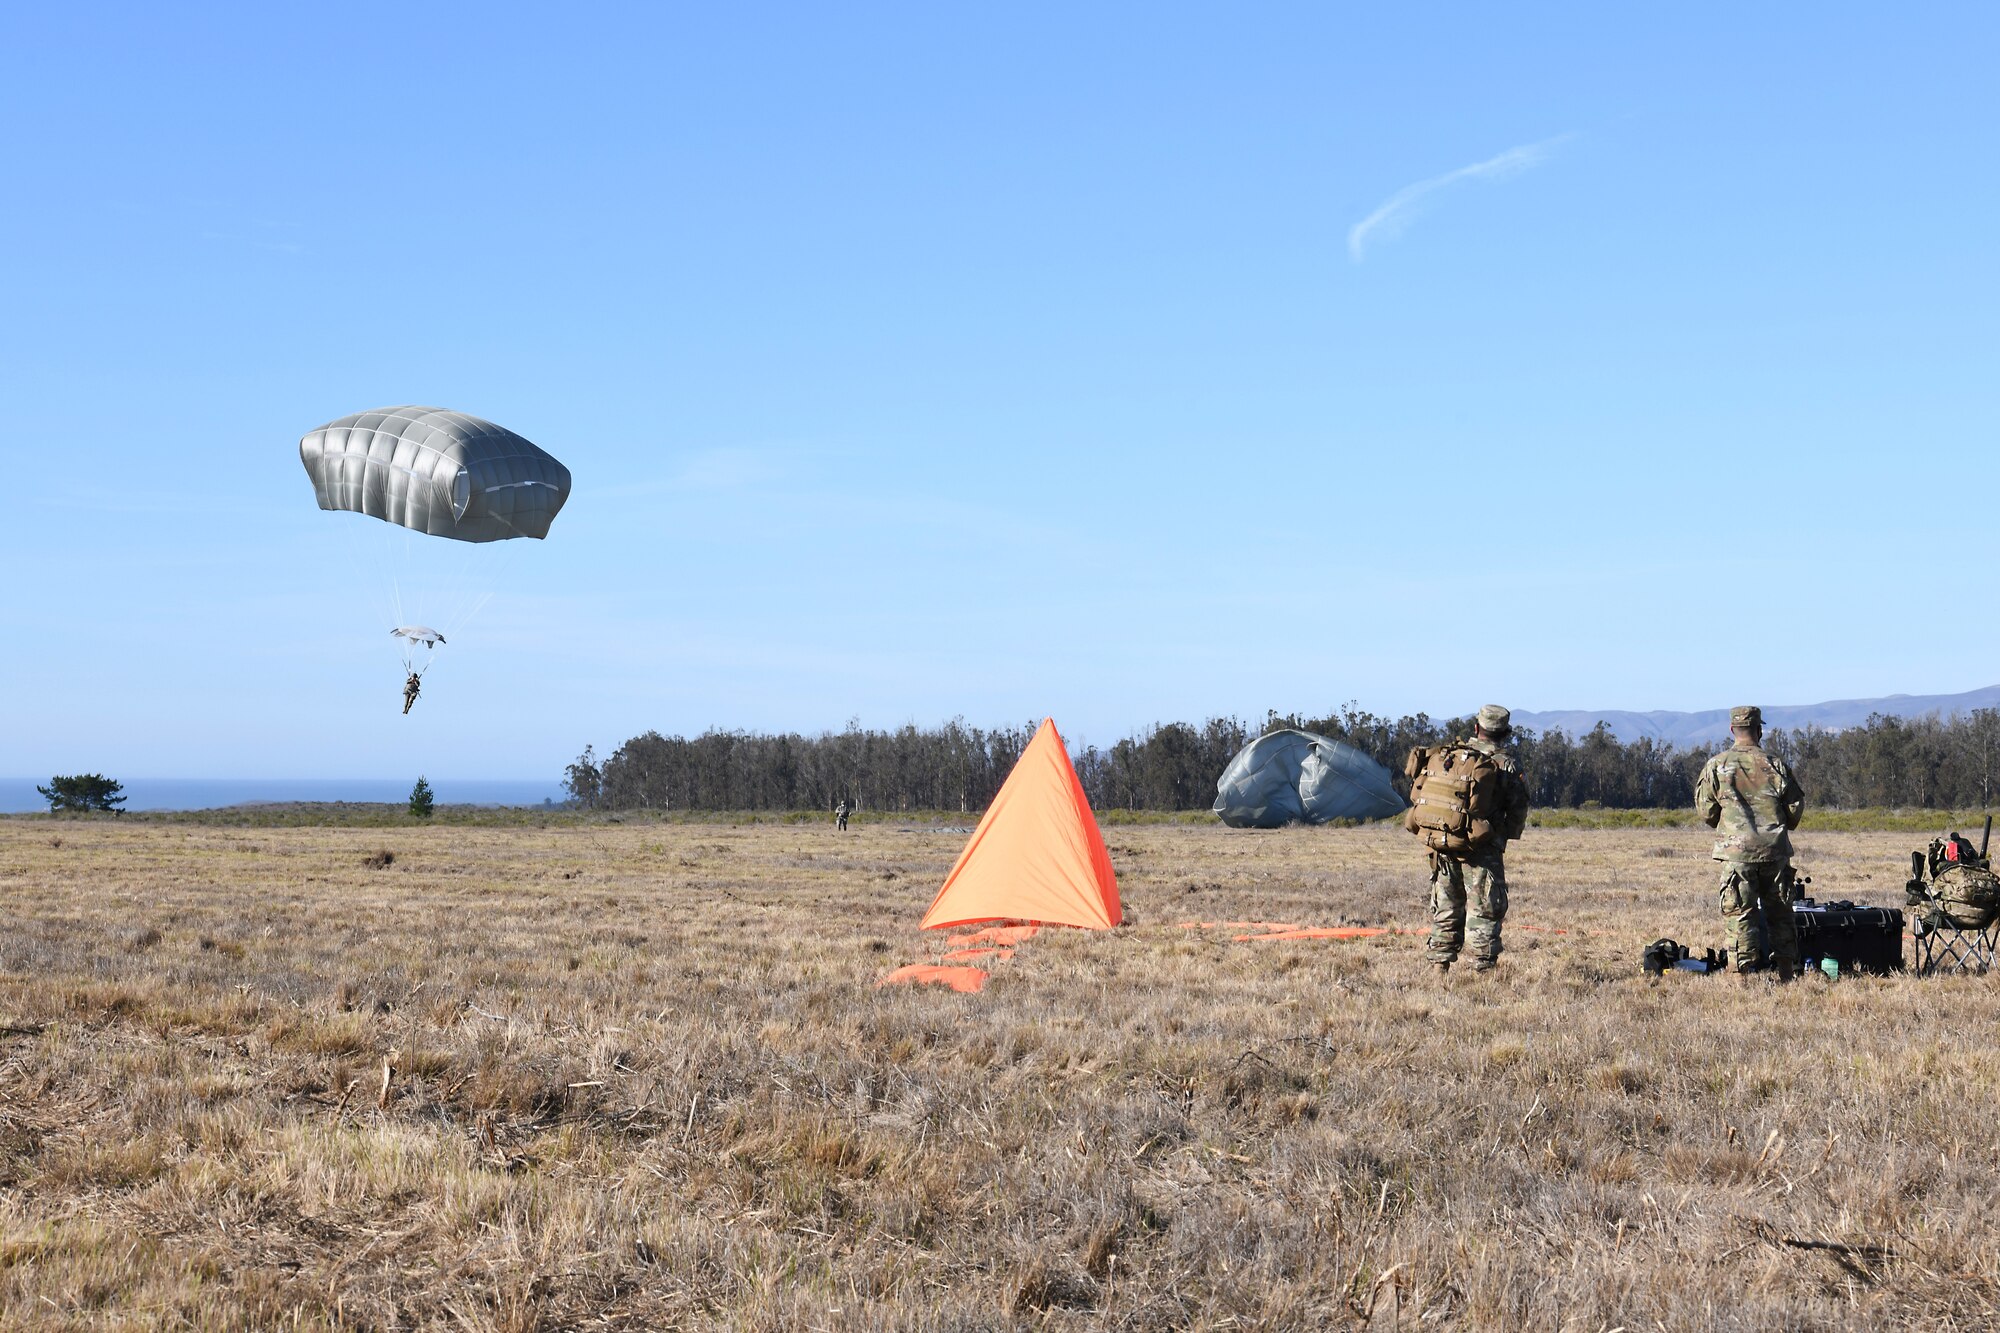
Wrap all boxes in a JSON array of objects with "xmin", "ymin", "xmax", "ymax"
[
  {"xmin": 333, "ymin": 509, "xmax": 403, "ymax": 651},
  {"xmin": 447, "ymin": 589, "xmax": 497, "ymax": 640},
  {"xmin": 392, "ymin": 525, "xmax": 411, "ymax": 631},
  {"xmin": 433, "ymin": 507, "xmax": 528, "ymax": 646}
]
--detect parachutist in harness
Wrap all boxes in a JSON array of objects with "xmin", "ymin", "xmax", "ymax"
[
  {"xmin": 389, "ymin": 628, "xmax": 444, "ymax": 715},
  {"xmin": 301, "ymin": 409, "xmax": 570, "ymax": 724}
]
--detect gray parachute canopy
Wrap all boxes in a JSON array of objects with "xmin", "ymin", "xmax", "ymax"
[
  {"xmin": 1212, "ymin": 730, "xmax": 1407, "ymax": 828},
  {"xmin": 299, "ymin": 406, "xmax": 571, "ymax": 542}
]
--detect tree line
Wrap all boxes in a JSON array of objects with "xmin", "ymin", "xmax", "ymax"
[{"xmin": 561, "ymin": 707, "xmax": 2000, "ymax": 814}]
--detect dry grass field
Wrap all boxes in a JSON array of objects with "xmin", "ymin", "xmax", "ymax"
[{"xmin": 2, "ymin": 814, "xmax": 1997, "ymax": 1330}]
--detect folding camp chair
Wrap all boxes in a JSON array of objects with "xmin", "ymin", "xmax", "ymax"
[{"xmin": 1910, "ymin": 914, "xmax": 2000, "ymax": 976}]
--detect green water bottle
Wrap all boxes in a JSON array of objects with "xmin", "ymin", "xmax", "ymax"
[{"xmin": 1820, "ymin": 957, "xmax": 1839, "ymax": 980}]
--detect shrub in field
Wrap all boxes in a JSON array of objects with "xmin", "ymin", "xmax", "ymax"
[{"xmin": 408, "ymin": 777, "xmax": 434, "ymax": 820}]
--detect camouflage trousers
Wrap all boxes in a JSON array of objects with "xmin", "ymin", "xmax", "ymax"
[
  {"xmin": 1427, "ymin": 851, "xmax": 1508, "ymax": 967},
  {"xmin": 1719, "ymin": 860, "xmax": 1798, "ymax": 975}
]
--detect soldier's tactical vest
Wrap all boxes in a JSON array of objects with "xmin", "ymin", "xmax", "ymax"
[{"xmin": 1403, "ymin": 744, "xmax": 1506, "ymax": 854}]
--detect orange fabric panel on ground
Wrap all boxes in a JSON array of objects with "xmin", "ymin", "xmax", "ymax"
[
  {"xmin": 945, "ymin": 925, "xmax": 1042, "ymax": 947},
  {"xmin": 875, "ymin": 964, "xmax": 989, "ymax": 993},
  {"xmin": 920, "ymin": 718, "xmax": 1121, "ymax": 931}
]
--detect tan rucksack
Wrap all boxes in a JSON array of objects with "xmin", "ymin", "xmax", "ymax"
[
  {"xmin": 1931, "ymin": 862, "xmax": 2000, "ymax": 930},
  {"xmin": 1906, "ymin": 836, "xmax": 2000, "ymax": 931},
  {"xmin": 1403, "ymin": 744, "xmax": 1506, "ymax": 854}
]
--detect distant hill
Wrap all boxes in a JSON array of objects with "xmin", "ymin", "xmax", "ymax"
[{"xmin": 1509, "ymin": 685, "xmax": 2000, "ymax": 748}]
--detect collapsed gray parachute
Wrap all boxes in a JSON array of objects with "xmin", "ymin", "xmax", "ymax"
[
  {"xmin": 1213, "ymin": 730, "xmax": 1407, "ymax": 828},
  {"xmin": 300, "ymin": 406, "xmax": 571, "ymax": 542}
]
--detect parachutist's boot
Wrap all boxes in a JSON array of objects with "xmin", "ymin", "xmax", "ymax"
[{"xmin": 1429, "ymin": 959, "xmax": 1451, "ymax": 979}]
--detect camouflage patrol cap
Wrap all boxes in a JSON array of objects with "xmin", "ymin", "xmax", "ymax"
[
  {"xmin": 1730, "ymin": 705, "xmax": 1763, "ymax": 729},
  {"xmin": 1476, "ymin": 704, "xmax": 1512, "ymax": 737}
]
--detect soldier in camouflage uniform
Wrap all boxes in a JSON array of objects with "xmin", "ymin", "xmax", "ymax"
[
  {"xmin": 1427, "ymin": 704, "xmax": 1532, "ymax": 974},
  {"xmin": 1694, "ymin": 705, "xmax": 1805, "ymax": 980}
]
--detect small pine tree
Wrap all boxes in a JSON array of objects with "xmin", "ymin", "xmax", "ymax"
[
  {"xmin": 408, "ymin": 776, "xmax": 435, "ymax": 819},
  {"xmin": 36, "ymin": 774, "xmax": 126, "ymax": 814}
]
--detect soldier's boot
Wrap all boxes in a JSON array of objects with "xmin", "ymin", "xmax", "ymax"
[
  {"xmin": 1470, "ymin": 959, "xmax": 1497, "ymax": 974},
  {"xmin": 1429, "ymin": 959, "xmax": 1452, "ymax": 979}
]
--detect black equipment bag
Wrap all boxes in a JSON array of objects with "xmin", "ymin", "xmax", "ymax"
[{"xmin": 1793, "ymin": 898, "xmax": 1905, "ymax": 975}]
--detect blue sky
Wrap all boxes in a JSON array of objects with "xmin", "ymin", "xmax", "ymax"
[{"xmin": 3, "ymin": 4, "xmax": 1996, "ymax": 780}]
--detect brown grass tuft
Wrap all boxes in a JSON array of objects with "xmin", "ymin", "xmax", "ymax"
[{"xmin": 1010, "ymin": 1256, "xmax": 1098, "ymax": 1315}]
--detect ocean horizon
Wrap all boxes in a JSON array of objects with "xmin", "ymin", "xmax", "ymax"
[{"xmin": 2, "ymin": 777, "xmax": 565, "ymax": 814}]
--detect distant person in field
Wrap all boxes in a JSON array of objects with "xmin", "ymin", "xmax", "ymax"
[
  {"xmin": 402, "ymin": 672, "xmax": 422, "ymax": 715},
  {"xmin": 1695, "ymin": 705, "xmax": 1805, "ymax": 981},
  {"xmin": 835, "ymin": 798, "xmax": 850, "ymax": 831},
  {"xmin": 1407, "ymin": 704, "xmax": 1531, "ymax": 975}
]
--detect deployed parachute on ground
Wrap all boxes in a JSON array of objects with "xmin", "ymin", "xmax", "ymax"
[
  {"xmin": 1212, "ymin": 730, "xmax": 1406, "ymax": 828},
  {"xmin": 300, "ymin": 406, "xmax": 570, "ymax": 692}
]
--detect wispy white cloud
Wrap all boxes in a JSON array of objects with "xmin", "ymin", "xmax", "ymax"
[{"xmin": 1348, "ymin": 134, "xmax": 1575, "ymax": 262}]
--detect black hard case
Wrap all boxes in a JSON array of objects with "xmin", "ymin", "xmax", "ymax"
[{"xmin": 1792, "ymin": 899, "xmax": 1905, "ymax": 974}]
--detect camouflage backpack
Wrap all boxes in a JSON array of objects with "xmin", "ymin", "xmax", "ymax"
[
  {"xmin": 1909, "ymin": 836, "xmax": 2000, "ymax": 930},
  {"xmin": 1930, "ymin": 863, "xmax": 2000, "ymax": 930},
  {"xmin": 1403, "ymin": 745, "xmax": 1506, "ymax": 854}
]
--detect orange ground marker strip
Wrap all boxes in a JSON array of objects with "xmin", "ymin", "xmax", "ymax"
[
  {"xmin": 941, "ymin": 946, "xmax": 1015, "ymax": 961},
  {"xmin": 875, "ymin": 964, "xmax": 989, "ymax": 993}
]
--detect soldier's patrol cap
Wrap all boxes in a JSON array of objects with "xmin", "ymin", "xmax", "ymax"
[
  {"xmin": 1476, "ymin": 704, "xmax": 1512, "ymax": 737},
  {"xmin": 1730, "ymin": 705, "xmax": 1763, "ymax": 729}
]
